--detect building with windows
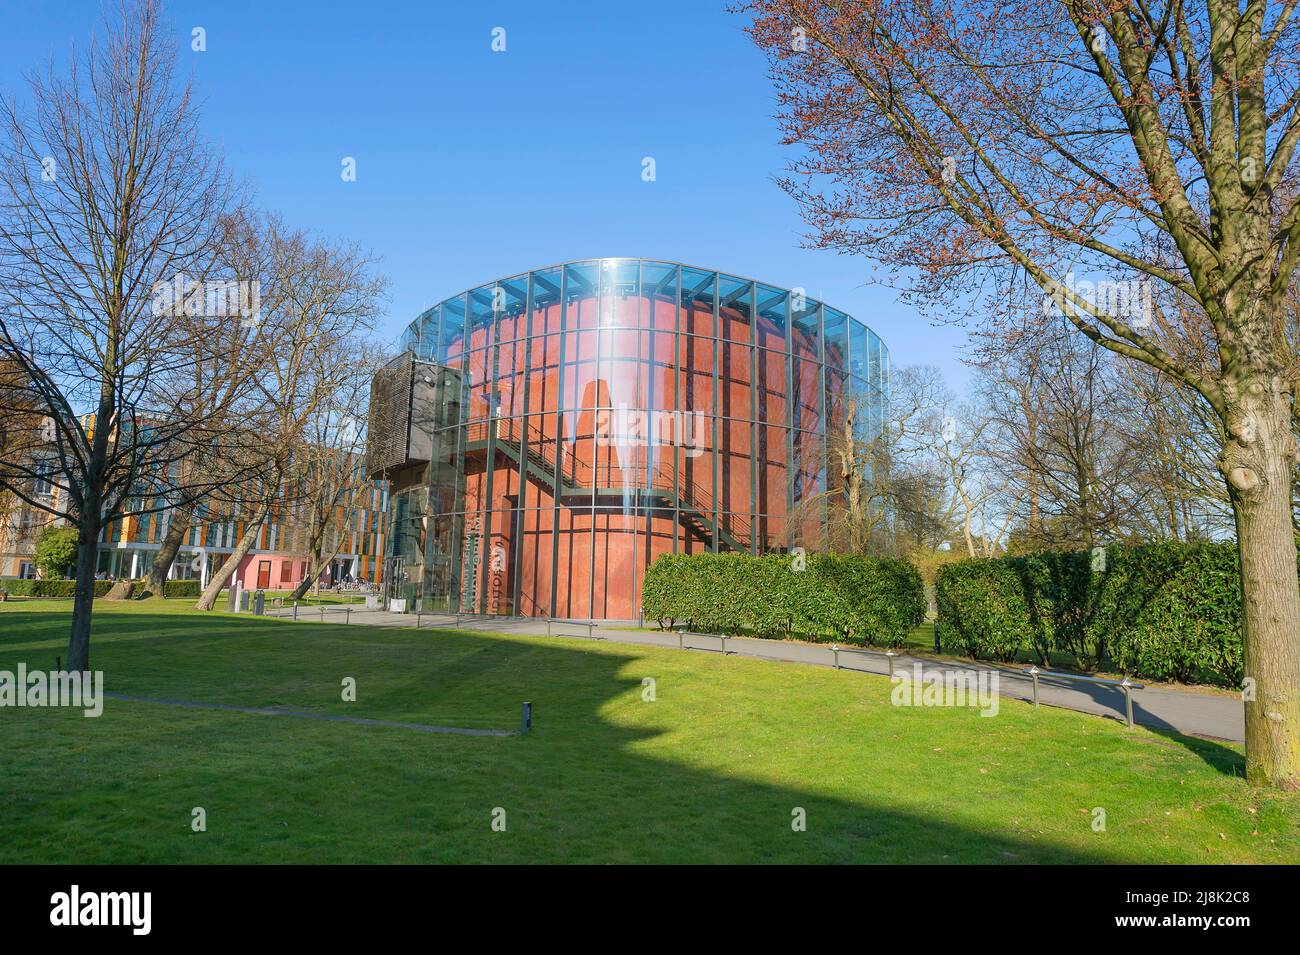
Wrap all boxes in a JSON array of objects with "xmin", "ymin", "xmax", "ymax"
[
  {"xmin": 94, "ymin": 485, "xmax": 390, "ymax": 591},
  {"xmin": 370, "ymin": 258, "xmax": 890, "ymax": 620}
]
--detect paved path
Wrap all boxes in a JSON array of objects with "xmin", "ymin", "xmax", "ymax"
[
  {"xmin": 260, "ymin": 606, "xmax": 1245, "ymax": 743},
  {"xmin": 103, "ymin": 692, "xmax": 516, "ymax": 736}
]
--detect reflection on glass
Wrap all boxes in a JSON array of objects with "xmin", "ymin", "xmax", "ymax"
[{"xmin": 387, "ymin": 259, "xmax": 887, "ymax": 620}]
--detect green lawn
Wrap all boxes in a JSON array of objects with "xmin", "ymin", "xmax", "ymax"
[{"xmin": 1, "ymin": 600, "xmax": 1296, "ymax": 863}]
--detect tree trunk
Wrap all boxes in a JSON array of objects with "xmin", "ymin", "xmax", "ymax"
[
  {"xmin": 1223, "ymin": 377, "xmax": 1300, "ymax": 790},
  {"xmin": 291, "ymin": 548, "xmax": 334, "ymax": 601},
  {"xmin": 142, "ymin": 501, "xmax": 194, "ymax": 598},
  {"xmin": 66, "ymin": 516, "xmax": 101, "ymax": 671},
  {"xmin": 194, "ymin": 503, "xmax": 268, "ymax": 611}
]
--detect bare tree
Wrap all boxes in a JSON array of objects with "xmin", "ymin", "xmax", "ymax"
[
  {"xmin": 745, "ymin": 0, "xmax": 1300, "ymax": 786},
  {"xmin": 283, "ymin": 344, "xmax": 387, "ymax": 601},
  {"xmin": 192, "ymin": 216, "xmax": 386, "ymax": 611},
  {"xmin": 0, "ymin": 0, "xmax": 260, "ymax": 668}
]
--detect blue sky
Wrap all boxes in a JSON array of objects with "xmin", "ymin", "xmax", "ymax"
[{"xmin": 1, "ymin": 0, "xmax": 973, "ymax": 388}]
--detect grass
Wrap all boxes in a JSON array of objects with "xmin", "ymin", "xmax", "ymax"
[{"xmin": 1, "ymin": 599, "xmax": 1296, "ymax": 863}]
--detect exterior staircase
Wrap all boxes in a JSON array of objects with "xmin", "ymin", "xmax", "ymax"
[{"xmin": 464, "ymin": 418, "xmax": 751, "ymax": 553}]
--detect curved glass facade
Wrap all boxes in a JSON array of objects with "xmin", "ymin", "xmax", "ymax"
[{"xmin": 384, "ymin": 258, "xmax": 889, "ymax": 619}]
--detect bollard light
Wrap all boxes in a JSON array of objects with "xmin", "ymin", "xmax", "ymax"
[
  {"xmin": 831, "ymin": 644, "xmax": 840, "ymax": 670},
  {"xmin": 1121, "ymin": 677, "xmax": 1134, "ymax": 729},
  {"xmin": 520, "ymin": 701, "xmax": 533, "ymax": 734},
  {"xmin": 1029, "ymin": 666, "xmax": 1040, "ymax": 706},
  {"xmin": 933, "ymin": 620, "xmax": 940, "ymax": 653},
  {"xmin": 885, "ymin": 650, "xmax": 895, "ymax": 677}
]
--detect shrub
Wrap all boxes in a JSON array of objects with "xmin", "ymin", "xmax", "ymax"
[
  {"xmin": 34, "ymin": 526, "xmax": 79, "ymax": 579},
  {"xmin": 934, "ymin": 541, "xmax": 1293, "ymax": 686},
  {"xmin": 641, "ymin": 551, "xmax": 926, "ymax": 647},
  {"xmin": 0, "ymin": 578, "xmax": 112, "ymax": 598},
  {"xmin": 934, "ymin": 558, "xmax": 1033, "ymax": 662},
  {"xmin": 162, "ymin": 579, "xmax": 201, "ymax": 598}
]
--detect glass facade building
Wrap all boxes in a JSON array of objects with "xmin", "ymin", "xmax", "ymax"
[{"xmin": 378, "ymin": 258, "xmax": 889, "ymax": 619}]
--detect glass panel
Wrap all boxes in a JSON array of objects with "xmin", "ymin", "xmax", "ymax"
[
  {"xmin": 756, "ymin": 347, "xmax": 787, "ymax": 426},
  {"xmin": 642, "ymin": 261, "xmax": 678, "ymax": 331},
  {"xmin": 515, "ymin": 507, "xmax": 554, "ymax": 617},
  {"xmin": 718, "ymin": 274, "xmax": 753, "ymax": 342},
  {"xmin": 467, "ymin": 285, "xmax": 496, "ymax": 351},
  {"xmin": 531, "ymin": 268, "xmax": 564, "ymax": 335},
  {"xmin": 437, "ymin": 295, "xmax": 468, "ymax": 363},
  {"xmin": 496, "ymin": 274, "xmax": 529, "ymax": 343},
  {"xmin": 718, "ymin": 338, "xmax": 752, "ymax": 420},
  {"xmin": 564, "ymin": 262, "xmax": 599, "ymax": 330},
  {"xmin": 679, "ymin": 336, "xmax": 716, "ymax": 415},
  {"xmin": 680, "ymin": 268, "xmax": 716, "ymax": 337},
  {"xmin": 755, "ymin": 284, "xmax": 787, "ymax": 351},
  {"xmin": 757, "ymin": 423, "xmax": 788, "ymax": 517},
  {"xmin": 823, "ymin": 307, "xmax": 849, "ymax": 372},
  {"xmin": 849, "ymin": 319, "xmax": 870, "ymax": 380},
  {"xmin": 792, "ymin": 298, "xmax": 819, "ymax": 362},
  {"xmin": 553, "ymin": 507, "xmax": 593, "ymax": 618}
]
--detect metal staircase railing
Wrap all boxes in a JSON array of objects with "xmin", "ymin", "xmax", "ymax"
[{"xmin": 464, "ymin": 417, "xmax": 752, "ymax": 553}]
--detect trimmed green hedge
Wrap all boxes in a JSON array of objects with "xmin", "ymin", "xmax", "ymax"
[
  {"xmin": 0, "ymin": 577, "xmax": 205, "ymax": 599},
  {"xmin": 0, "ymin": 578, "xmax": 201, "ymax": 599},
  {"xmin": 0, "ymin": 579, "xmax": 113, "ymax": 598},
  {"xmin": 162, "ymin": 579, "xmax": 201, "ymax": 598},
  {"xmin": 642, "ymin": 552, "xmax": 926, "ymax": 647},
  {"xmin": 935, "ymin": 541, "xmax": 1298, "ymax": 686}
]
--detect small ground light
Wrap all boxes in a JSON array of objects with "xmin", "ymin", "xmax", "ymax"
[{"xmin": 520, "ymin": 701, "xmax": 532, "ymax": 734}]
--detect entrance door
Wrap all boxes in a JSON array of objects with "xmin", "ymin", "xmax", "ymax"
[{"xmin": 256, "ymin": 560, "xmax": 271, "ymax": 590}]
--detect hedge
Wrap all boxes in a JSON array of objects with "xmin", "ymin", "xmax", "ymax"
[
  {"xmin": 934, "ymin": 541, "xmax": 1298, "ymax": 686},
  {"xmin": 0, "ymin": 579, "xmax": 113, "ymax": 598},
  {"xmin": 0, "ymin": 578, "xmax": 203, "ymax": 599},
  {"xmin": 641, "ymin": 552, "xmax": 926, "ymax": 647},
  {"xmin": 162, "ymin": 579, "xmax": 201, "ymax": 598}
]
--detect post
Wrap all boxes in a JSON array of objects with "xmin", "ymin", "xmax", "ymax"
[
  {"xmin": 1122, "ymin": 678, "xmax": 1134, "ymax": 729},
  {"xmin": 345, "ymin": 607, "xmax": 351, "ymax": 625},
  {"xmin": 546, "ymin": 618, "xmax": 553, "ymax": 636},
  {"xmin": 320, "ymin": 605, "xmax": 325, "ymax": 623},
  {"xmin": 831, "ymin": 644, "xmax": 840, "ymax": 670},
  {"xmin": 416, "ymin": 611, "xmax": 422, "ymax": 629},
  {"xmin": 933, "ymin": 620, "xmax": 940, "ymax": 653},
  {"xmin": 678, "ymin": 631, "xmax": 684, "ymax": 650},
  {"xmin": 520, "ymin": 701, "xmax": 532, "ymax": 734},
  {"xmin": 1029, "ymin": 666, "xmax": 1040, "ymax": 706},
  {"xmin": 886, "ymin": 650, "xmax": 895, "ymax": 677},
  {"xmin": 293, "ymin": 601, "xmax": 298, "ymax": 620}
]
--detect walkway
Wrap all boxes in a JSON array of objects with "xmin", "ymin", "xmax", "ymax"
[{"xmin": 261, "ymin": 606, "xmax": 1245, "ymax": 743}]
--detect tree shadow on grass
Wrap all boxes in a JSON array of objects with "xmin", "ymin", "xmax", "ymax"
[{"xmin": 0, "ymin": 608, "xmax": 1183, "ymax": 864}]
